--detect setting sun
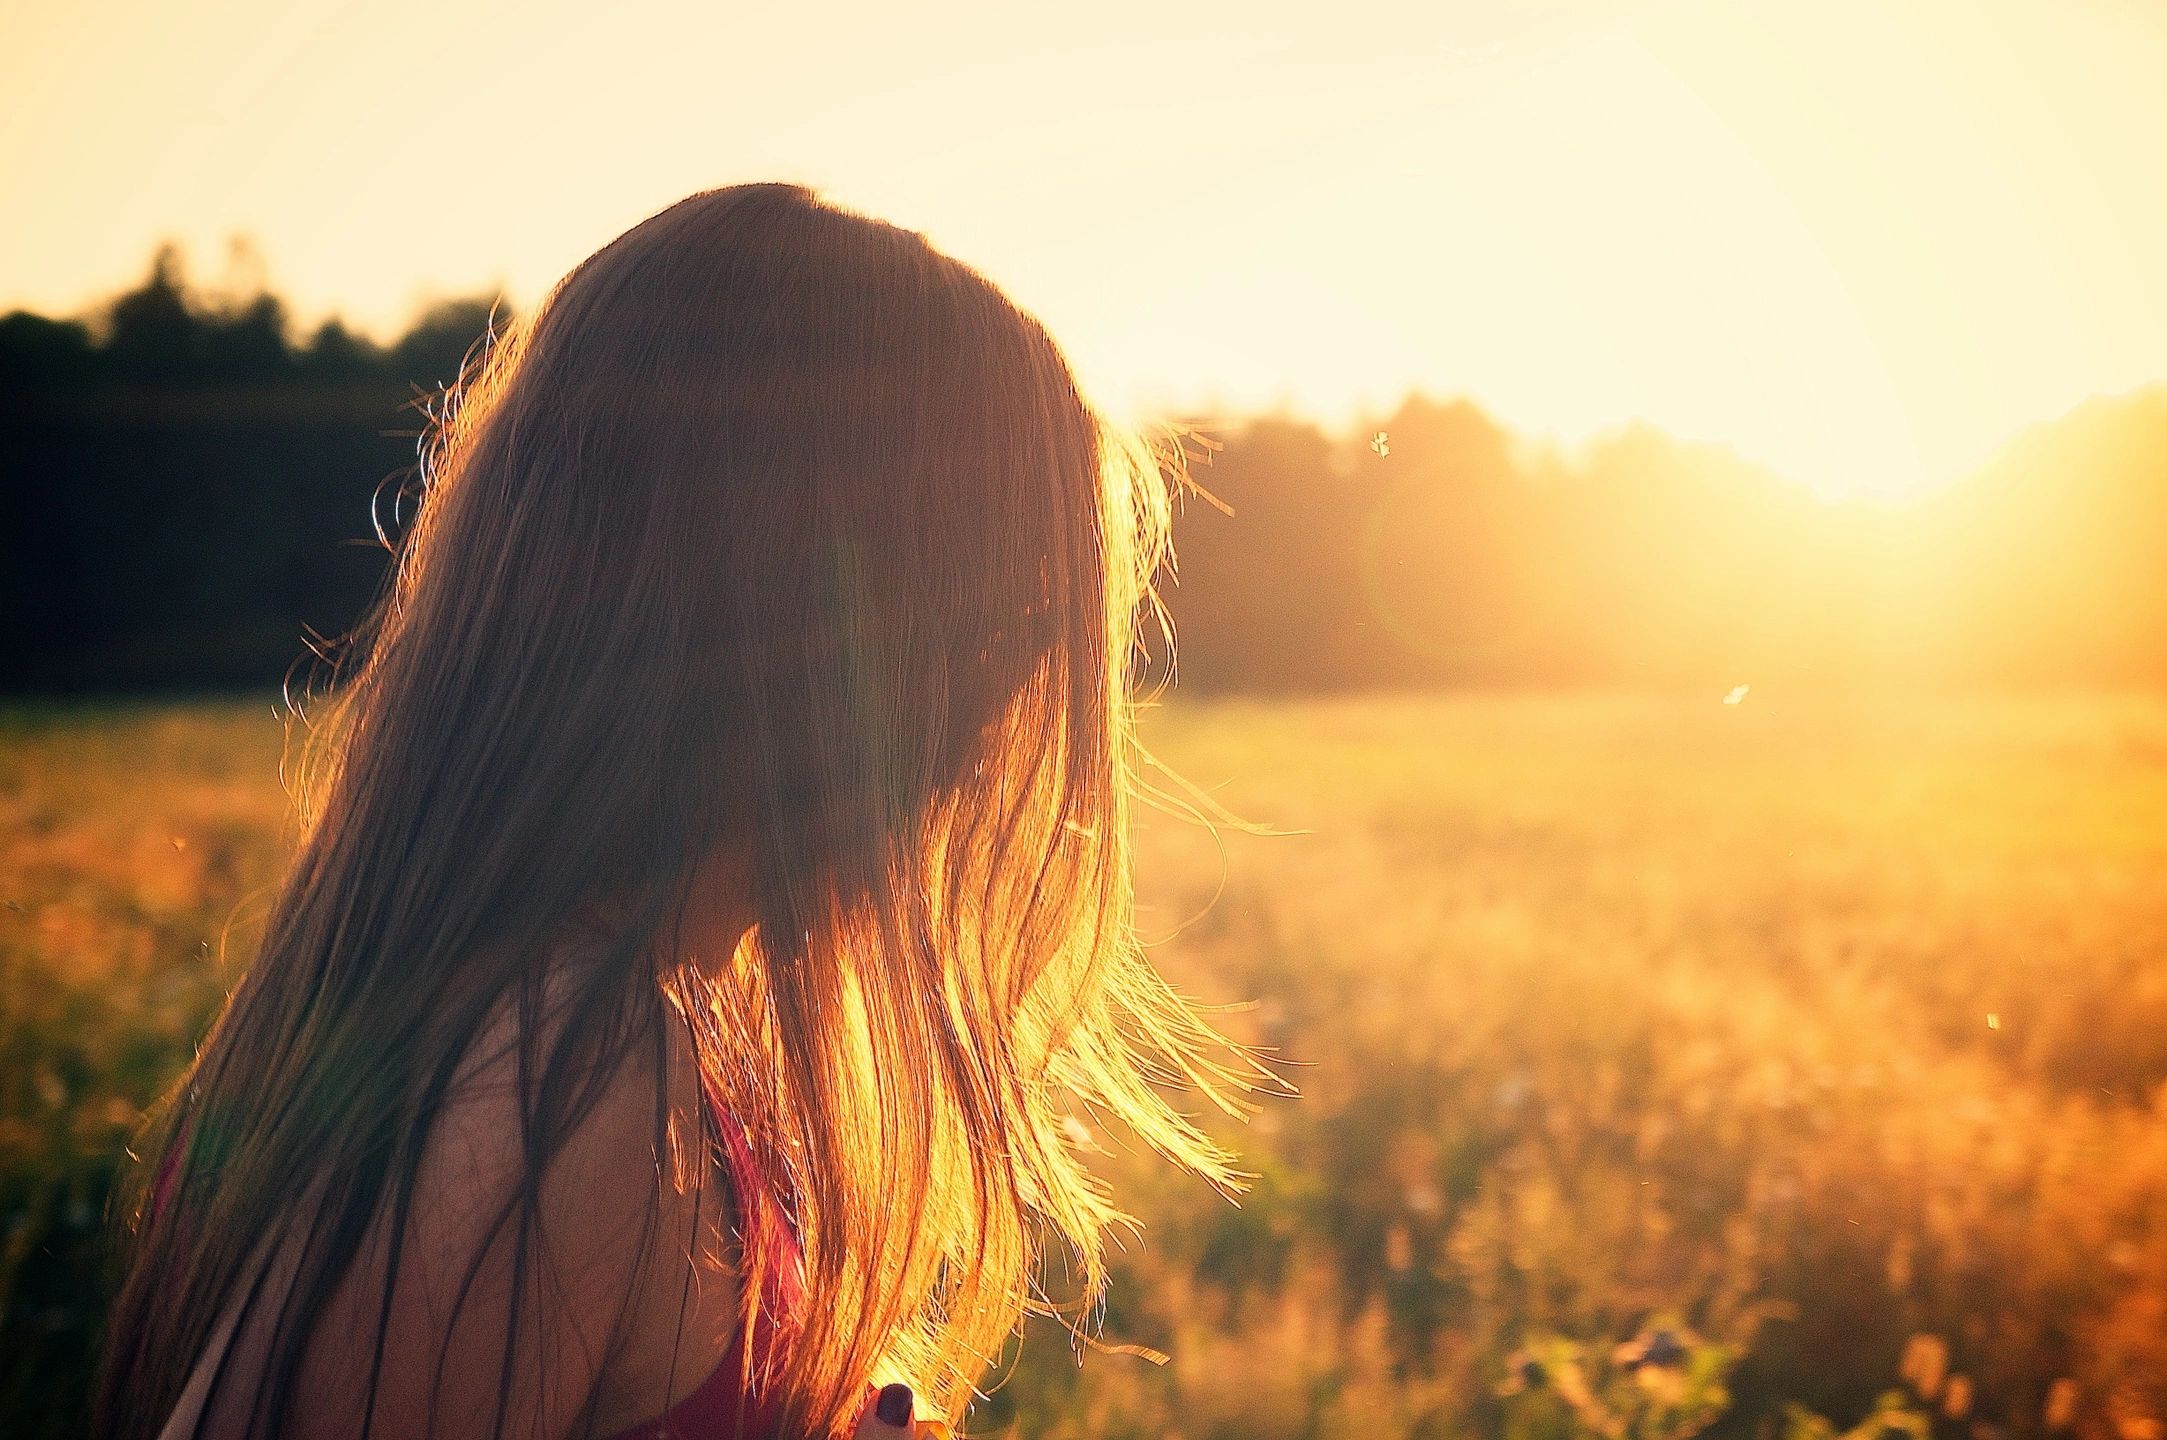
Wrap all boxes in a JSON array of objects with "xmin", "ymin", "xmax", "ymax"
[{"xmin": 6, "ymin": 1, "xmax": 2167, "ymax": 501}]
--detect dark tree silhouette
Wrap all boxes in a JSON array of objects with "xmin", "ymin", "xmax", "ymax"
[
  {"xmin": 1, "ymin": 240, "xmax": 2163, "ymax": 695},
  {"xmin": 100, "ymin": 244, "xmax": 199, "ymax": 383},
  {"xmin": 0, "ymin": 241, "xmax": 511, "ymax": 691}
]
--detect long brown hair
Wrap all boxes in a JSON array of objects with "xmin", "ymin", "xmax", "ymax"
[{"xmin": 94, "ymin": 183, "xmax": 1261, "ymax": 1438}]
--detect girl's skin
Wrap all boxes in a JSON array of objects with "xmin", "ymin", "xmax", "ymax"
[{"xmin": 169, "ymin": 841, "xmax": 925, "ymax": 1439}]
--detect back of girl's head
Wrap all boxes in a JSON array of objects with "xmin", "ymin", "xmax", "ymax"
[
  {"xmin": 97, "ymin": 183, "xmax": 1256, "ymax": 1440},
  {"xmin": 359, "ymin": 182, "xmax": 1133, "ymax": 940}
]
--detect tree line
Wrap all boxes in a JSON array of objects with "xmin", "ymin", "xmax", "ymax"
[{"xmin": 4, "ymin": 243, "xmax": 2163, "ymax": 694}]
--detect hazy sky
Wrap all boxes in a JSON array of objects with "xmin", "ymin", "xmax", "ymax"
[{"xmin": 6, "ymin": 0, "xmax": 2165, "ymax": 498}]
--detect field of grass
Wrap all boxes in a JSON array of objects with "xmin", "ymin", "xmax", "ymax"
[{"xmin": 4, "ymin": 693, "xmax": 2166, "ymax": 1440}]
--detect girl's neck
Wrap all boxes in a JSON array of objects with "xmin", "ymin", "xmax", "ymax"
[{"xmin": 568, "ymin": 842, "xmax": 758, "ymax": 985}]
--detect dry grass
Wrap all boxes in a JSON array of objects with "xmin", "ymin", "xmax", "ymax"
[{"xmin": 3, "ymin": 693, "xmax": 2164, "ymax": 1440}]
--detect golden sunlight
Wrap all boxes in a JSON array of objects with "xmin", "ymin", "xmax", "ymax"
[
  {"xmin": 8, "ymin": 6, "xmax": 2167, "ymax": 1433},
  {"xmin": 6, "ymin": 1, "xmax": 2167, "ymax": 502}
]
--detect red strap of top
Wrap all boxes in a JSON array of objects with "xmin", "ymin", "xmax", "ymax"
[
  {"xmin": 697, "ymin": 1066, "xmax": 806, "ymax": 1323},
  {"xmin": 605, "ymin": 1072, "xmax": 815, "ymax": 1440}
]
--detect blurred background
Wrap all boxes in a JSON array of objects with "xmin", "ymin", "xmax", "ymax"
[{"xmin": 3, "ymin": 2, "xmax": 2165, "ymax": 1438}]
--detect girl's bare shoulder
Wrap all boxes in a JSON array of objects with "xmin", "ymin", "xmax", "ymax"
[
  {"xmin": 362, "ymin": 953, "xmax": 746, "ymax": 1434},
  {"xmin": 201, "ymin": 951, "xmax": 743, "ymax": 1439}
]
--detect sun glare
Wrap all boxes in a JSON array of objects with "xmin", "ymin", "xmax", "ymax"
[{"xmin": 5, "ymin": 0, "xmax": 2166, "ymax": 506}]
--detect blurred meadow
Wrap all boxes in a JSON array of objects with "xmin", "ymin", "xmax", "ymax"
[
  {"xmin": 10, "ymin": 3, "xmax": 2167, "ymax": 1437},
  {"xmin": 5, "ymin": 690, "xmax": 2165, "ymax": 1439}
]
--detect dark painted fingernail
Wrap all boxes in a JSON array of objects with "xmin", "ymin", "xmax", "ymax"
[{"xmin": 876, "ymin": 1382, "xmax": 914, "ymax": 1428}]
